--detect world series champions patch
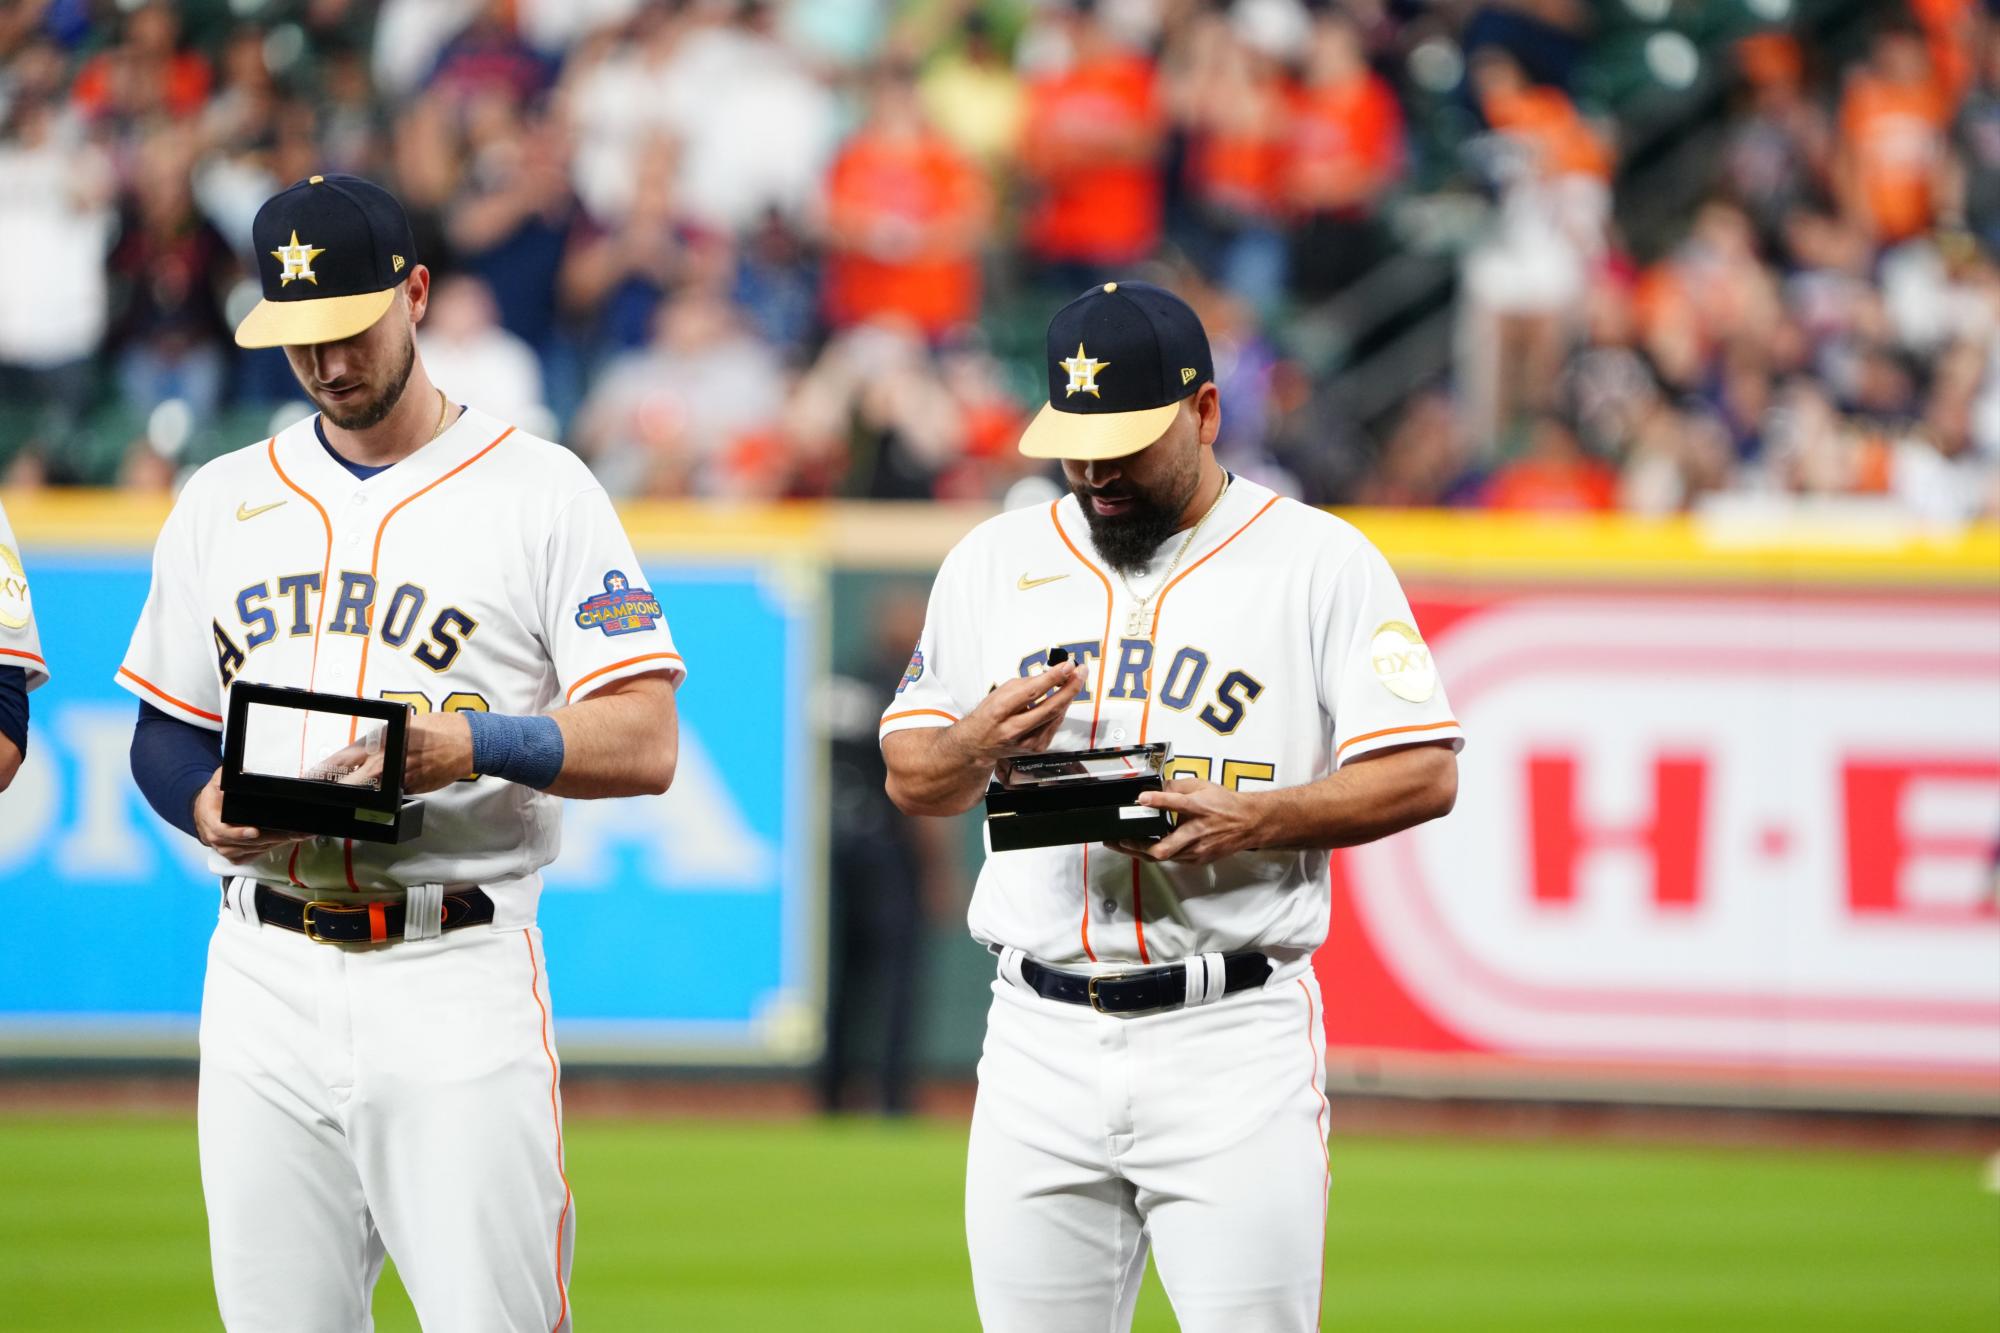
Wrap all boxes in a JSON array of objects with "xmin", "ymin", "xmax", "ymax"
[
  {"xmin": 896, "ymin": 643, "xmax": 924, "ymax": 694},
  {"xmin": 575, "ymin": 570, "xmax": 662, "ymax": 637}
]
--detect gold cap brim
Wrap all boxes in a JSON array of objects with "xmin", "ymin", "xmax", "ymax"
[
  {"xmin": 234, "ymin": 288, "xmax": 396, "ymax": 349},
  {"xmin": 1017, "ymin": 399, "xmax": 1181, "ymax": 461}
]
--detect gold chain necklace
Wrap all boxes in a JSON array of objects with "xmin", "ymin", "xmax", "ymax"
[
  {"xmin": 1115, "ymin": 472, "xmax": 1229, "ymax": 639},
  {"xmin": 430, "ymin": 388, "xmax": 451, "ymax": 440}
]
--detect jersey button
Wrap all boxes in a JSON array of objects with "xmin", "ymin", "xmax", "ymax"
[
  {"xmin": 1110, "ymin": 727, "xmax": 1126, "ymax": 742},
  {"xmin": 1102, "ymin": 897, "xmax": 1115, "ymax": 915}
]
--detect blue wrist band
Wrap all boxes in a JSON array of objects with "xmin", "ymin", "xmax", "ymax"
[{"xmin": 464, "ymin": 711, "xmax": 565, "ymax": 790}]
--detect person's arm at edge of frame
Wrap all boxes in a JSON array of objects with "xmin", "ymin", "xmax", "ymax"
[
  {"xmin": 881, "ymin": 661, "xmax": 1084, "ymax": 817},
  {"xmin": 0, "ymin": 665, "xmax": 24, "ymax": 791},
  {"xmin": 1107, "ymin": 742, "xmax": 1458, "ymax": 867}
]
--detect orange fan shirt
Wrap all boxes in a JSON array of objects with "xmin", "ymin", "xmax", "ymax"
[
  {"xmin": 1020, "ymin": 52, "xmax": 1165, "ymax": 264},
  {"xmin": 71, "ymin": 49, "xmax": 212, "ymax": 121},
  {"xmin": 1287, "ymin": 72, "xmax": 1404, "ymax": 212},
  {"xmin": 1909, "ymin": 0, "xmax": 1975, "ymax": 103},
  {"xmin": 1186, "ymin": 78, "xmax": 1296, "ymax": 220},
  {"xmin": 1482, "ymin": 85, "xmax": 1612, "ymax": 182},
  {"xmin": 1484, "ymin": 455, "xmax": 1618, "ymax": 512},
  {"xmin": 1841, "ymin": 75, "xmax": 1950, "ymax": 243},
  {"xmin": 823, "ymin": 128, "xmax": 988, "ymax": 337}
]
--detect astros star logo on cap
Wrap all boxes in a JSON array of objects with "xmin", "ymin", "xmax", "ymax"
[
  {"xmin": 1061, "ymin": 343, "xmax": 1109, "ymax": 399},
  {"xmin": 271, "ymin": 230, "xmax": 325, "ymax": 286}
]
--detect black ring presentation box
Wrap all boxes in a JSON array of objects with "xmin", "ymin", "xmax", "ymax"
[
  {"xmin": 220, "ymin": 683, "xmax": 426, "ymax": 844},
  {"xmin": 984, "ymin": 743, "xmax": 1175, "ymax": 852}
]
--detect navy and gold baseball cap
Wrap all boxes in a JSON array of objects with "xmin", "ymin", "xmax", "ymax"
[
  {"xmin": 1018, "ymin": 281, "xmax": 1215, "ymax": 461},
  {"xmin": 234, "ymin": 174, "xmax": 419, "ymax": 349}
]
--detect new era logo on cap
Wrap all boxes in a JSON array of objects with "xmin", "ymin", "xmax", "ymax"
[
  {"xmin": 234, "ymin": 173, "xmax": 420, "ymax": 349},
  {"xmin": 1018, "ymin": 281, "xmax": 1215, "ymax": 462}
]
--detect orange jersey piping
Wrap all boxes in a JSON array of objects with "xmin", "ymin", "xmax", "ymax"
[{"xmin": 1335, "ymin": 718, "xmax": 1460, "ymax": 758}]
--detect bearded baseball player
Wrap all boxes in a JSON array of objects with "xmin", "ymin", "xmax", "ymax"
[
  {"xmin": 881, "ymin": 282, "xmax": 1462, "ymax": 1332},
  {"xmin": 120, "ymin": 174, "xmax": 685, "ymax": 1332},
  {"xmin": 0, "ymin": 496, "xmax": 49, "ymax": 791}
]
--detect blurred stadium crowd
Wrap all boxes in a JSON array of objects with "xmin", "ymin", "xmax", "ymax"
[{"xmin": 0, "ymin": 0, "xmax": 1995, "ymax": 520}]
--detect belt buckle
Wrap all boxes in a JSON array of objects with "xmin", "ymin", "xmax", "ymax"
[
  {"xmin": 299, "ymin": 900, "xmax": 355, "ymax": 944},
  {"xmin": 1086, "ymin": 972, "xmax": 1130, "ymax": 1014}
]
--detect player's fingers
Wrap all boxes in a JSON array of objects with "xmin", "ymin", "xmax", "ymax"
[
  {"xmin": 238, "ymin": 837, "xmax": 306, "ymax": 857},
  {"xmin": 1020, "ymin": 696, "xmax": 1076, "ymax": 743},
  {"xmin": 1135, "ymin": 789, "xmax": 1200, "ymax": 812},
  {"xmin": 995, "ymin": 662, "xmax": 1076, "ymax": 709},
  {"xmin": 1022, "ymin": 670, "xmax": 1083, "ymax": 716},
  {"xmin": 1003, "ymin": 678, "xmax": 1080, "ymax": 739},
  {"xmin": 1145, "ymin": 822, "xmax": 1205, "ymax": 860}
]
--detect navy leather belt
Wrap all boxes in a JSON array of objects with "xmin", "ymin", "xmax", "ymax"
[
  {"xmin": 1018, "ymin": 951, "xmax": 1273, "ymax": 1014},
  {"xmin": 240, "ymin": 882, "xmax": 495, "ymax": 944}
]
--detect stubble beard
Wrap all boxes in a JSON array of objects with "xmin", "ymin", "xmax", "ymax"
[{"xmin": 314, "ymin": 329, "xmax": 417, "ymax": 432}]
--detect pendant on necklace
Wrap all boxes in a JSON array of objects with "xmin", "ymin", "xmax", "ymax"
[{"xmin": 1125, "ymin": 608, "xmax": 1150, "ymax": 638}]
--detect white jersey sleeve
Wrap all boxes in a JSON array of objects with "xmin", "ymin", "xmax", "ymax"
[
  {"xmin": 539, "ymin": 483, "xmax": 685, "ymax": 705},
  {"xmin": 117, "ymin": 480, "xmax": 223, "ymax": 728},
  {"xmin": 0, "ymin": 498, "xmax": 48, "ymax": 691},
  {"xmin": 1317, "ymin": 534, "xmax": 1463, "ymax": 766},
  {"xmin": 880, "ymin": 540, "xmax": 984, "ymax": 736}
]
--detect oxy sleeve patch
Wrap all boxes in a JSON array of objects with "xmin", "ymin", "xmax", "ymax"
[
  {"xmin": 574, "ymin": 570, "xmax": 662, "ymax": 636},
  {"xmin": 895, "ymin": 643, "xmax": 924, "ymax": 694},
  {"xmin": 1370, "ymin": 619, "xmax": 1437, "ymax": 703},
  {"xmin": 0, "ymin": 544, "xmax": 30, "ymax": 630}
]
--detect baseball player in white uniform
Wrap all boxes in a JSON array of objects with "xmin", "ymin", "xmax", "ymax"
[
  {"xmin": 881, "ymin": 282, "xmax": 1462, "ymax": 1332},
  {"xmin": 0, "ymin": 496, "xmax": 49, "ymax": 790},
  {"xmin": 120, "ymin": 175, "xmax": 685, "ymax": 1332}
]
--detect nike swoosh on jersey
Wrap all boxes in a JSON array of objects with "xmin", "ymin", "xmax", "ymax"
[
  {"xmin": 1018, "ymin": 573, "xmax": 1069, "ymax": 591},
  {"xmin": 236, "ymin": 500, "xmax": 288, "ymax": 521}
]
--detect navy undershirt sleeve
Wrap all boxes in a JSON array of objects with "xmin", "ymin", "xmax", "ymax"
[
  {"xmin": 131, "ymin": 700, "xmax": 222, "ymax": 840},
  {"xmin": 0, "ymin": 666, "xmax": 25, "ymax": 755}
]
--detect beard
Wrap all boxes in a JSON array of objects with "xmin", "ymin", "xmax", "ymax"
[
  {"xmin": 1073, "ymin": 465, "xmax": 1202, "ymax": 577},
  {"xmin": 313, "ymin": 329, "xmax": 416, "ymax": 431}
]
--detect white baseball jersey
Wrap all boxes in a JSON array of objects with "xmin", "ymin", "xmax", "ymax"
[
  {"xmin": 882, "ymin": 475, "xmax": 1462, "ymax": 966},
  {"xmin": 0, "ymin": 498, "xmax": 49, "ymax": 691},
  {"xmin": 117, "ymin": 406, "xmax": 685, "ymax": 922}
]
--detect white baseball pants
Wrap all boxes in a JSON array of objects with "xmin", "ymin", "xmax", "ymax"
[
  {"xmin": 966, "ymin": 960, "xmax": 1332, "ymax": 1333},
  {"xmin": 197, "ymin": 908, "xmax": 574, "ymax": 1332}
]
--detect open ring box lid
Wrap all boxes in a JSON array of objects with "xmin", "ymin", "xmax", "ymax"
[
  {"xmin": 983, "ymin": 742, "xmax": 1174, "ymax": 853},
  {"xmin": 220, "ymin": 682, "xmax": 426, "ymax": 844}
]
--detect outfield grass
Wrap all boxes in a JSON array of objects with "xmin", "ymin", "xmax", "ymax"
[{"xmin": 2, "ymin": 1113, "xmax": 1995, "ymax": 1331}]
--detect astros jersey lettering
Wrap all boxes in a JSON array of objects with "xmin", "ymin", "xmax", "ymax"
[
  {"xmin": 117, "ymin": 406, "xmax": 685, "ymax": 919},
  {"xmin": 0, "ymin": 499, "xmax": 48, "ymax": 690},
  {"xmin": 881, "ymin": 475, "xmax": 1462, "ymax": 966}
]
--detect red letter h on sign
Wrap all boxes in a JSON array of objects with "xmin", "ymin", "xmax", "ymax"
[{"xmin": 1527, "ymin": 752, "xmax": 1707, "ymax": 909}]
